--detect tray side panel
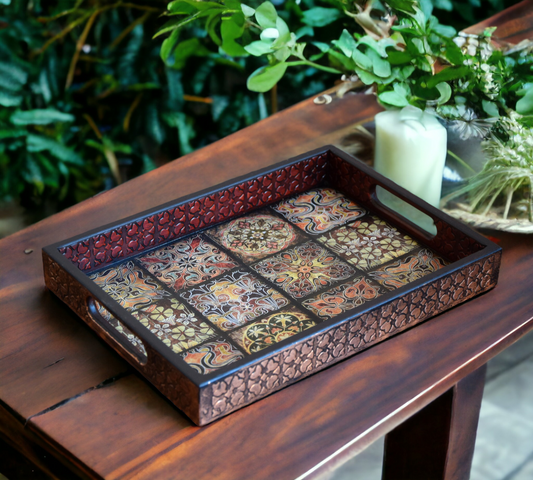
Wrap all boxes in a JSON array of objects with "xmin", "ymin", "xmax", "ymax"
[
  {"xmin": 327, "ymin": 152, "xmax": 485, "ymax": 261},
  {"xmin": 59, "ymin": 153, "xmax": 331, "ymax": 271},
  {"xmin": 198, "ymin": 250, "xmax": 501, "ymax": 424},
  {"xmin": 42, "ymin": 252, "xmax": 201, "ymax": 424}
]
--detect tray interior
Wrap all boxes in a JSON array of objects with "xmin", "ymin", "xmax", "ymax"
[{"xmin": 85, "ymin": 187, "xmax": 450, "ymax": 375}]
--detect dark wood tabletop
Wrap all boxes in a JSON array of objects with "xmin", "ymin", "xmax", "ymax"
[{"xmin": 1, "ymin": 2, "xmax": 533, "ymax": 479}]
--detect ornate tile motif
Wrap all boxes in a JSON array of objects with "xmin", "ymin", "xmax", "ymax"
[
  {"xmin": 132, "ymin": 298, "xmax": 216, "ymax": 354},
  {"xmin": 229, "ymin": 308, "xmax": 317, "ymax": 354},
  {"xmin": 206, "ymin": 211, "xmax": 299, "ymax": 263},
  {"xmin": 368, "ymin": 249, "xmax": 449, "ymax": 290},
  {"xmin": 272, "ymin": 187, "xmax": 366, "ymax": 234},
  {"xmin": 137, "ymin": 235, "xmax": 237, "ymax": 292},
  {"xmin": 181, "ymin": 339, "xmax": 244, "ymax": 374},
  {"xmin": 94, "ymin": 300, "xmax": 147, "ymax": 357},
  {"xmin": 317, "ymin": 215, "xmax": 418, "ymax": 270},
  {"xmin": 180, "ymin": 270, "xmax": 289, "ymax": 331},
  {"xmin": 89, "ymin": 261, "xmax": 169, "ymax": 311},
  {"xmin": 302, "ymin": 277, "xmax": 383, "ymax": 319},
  {"xmin": 251, "ymin": 241, "xmax": 355, "ymax": 299}
]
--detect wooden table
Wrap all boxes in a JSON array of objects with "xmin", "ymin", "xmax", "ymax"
[{"xmin": 1, "ymin": 3, "xmax": 533, "ymax": 479}]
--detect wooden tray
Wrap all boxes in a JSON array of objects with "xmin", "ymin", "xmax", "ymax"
[{"xmin": 42, "ymin": 146, "xmax": 501, "ymax": 426}]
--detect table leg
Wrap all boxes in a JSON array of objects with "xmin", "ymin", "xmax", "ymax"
[{"xmin": 382, "ymin": 364, "xmax": 487, "ymax": 480}]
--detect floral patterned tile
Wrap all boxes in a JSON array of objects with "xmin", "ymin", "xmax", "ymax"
[
  {"xmin": 272, "ymin": 187, "xmax": 366, "ymax": 235},
  {"xmin": 180, "ymin": 270, "xmax": 289, "ymax": 331},
  {"xmin": 89, "ymin": 261, "xmax": 169, "ymax": 311},
  {"xmin": 205, "ymin": 211, "xmax": 300, "ymax": 263},
  {"xmin": 181, "ymin": 338, "xmax": 244, "ymax": 374},
  {"xmin": 229, "ymin": 307, "xmax": 317, "ymax": 354},
  {"xmin": 132, "ymin": 298, "xmax": 216, "ymax": 354},
  {"xmin": 251, "ymin": 241, "xmax": 355, "ymax": 299},
  {"xmin": 93, "ymin": 300, "xmax": 147, "ymax": 358},
  {"xmin": 137, "ymin": 235, "xmax": 238, "ymax": 292},
  {"xmin": 368, "ymin": 248, "xmax": 449, "ymax": 290},
  {"xmin": 317, "ymin": 215, "xmax": 418, "ymax": 270},
  {"xmin": 302, "ymin": 277, "xmax": 384, "ymax": 319}
]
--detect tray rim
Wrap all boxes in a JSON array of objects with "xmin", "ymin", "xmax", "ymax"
[{"xmin": 43, "ymin": 145, "xmax": 502, "ymax": 390}]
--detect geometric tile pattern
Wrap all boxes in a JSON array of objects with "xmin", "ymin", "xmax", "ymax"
[
  {"xmin": 368, "ymin": 248, "xmax": 449, "ymax": 290},
  {"xmin": 180, "ymin": 339, "xmax": 244, "ymax": 374},
  {"xmin": 84, "ymin": 187, "xmax": 452, "ymax": 376},
  {"xmin": 132, "ymin": 298, "xmax": 215, "ymax": 353},
  {"xmin": 94, "ymin": 300, "xmax": 147, "ymax": 358},
  {"xmin": 251, "ymin": 241, "xmax": 355, "ymax": 299},
  {"xmin": 180, "ymin": 270, "xmax": 289, "ymax": 331},
  {"xmin": 272, "ymin": 187, "xmax": 366, "ymax": 234},
  {"xmin": 206, "ymin": 211, "xmax": 300, "ymax": 263},
  {"xmin": 302, "ymin": 277, "xmax": 384, "ymax": 319},
  {"xmin": 89, "ymin": 261, "xmax": 169, "ymax": 311},
  {"xmin": 317, "ymin": 215, "xmax": 418, "ymax": 270},
  {"xmin": 138, "ymin": 235, "xmax": 238, "ymax": 292},
  {"xmin": 229, "ymin": 308, "xmax": 317, "ymax": 354}
]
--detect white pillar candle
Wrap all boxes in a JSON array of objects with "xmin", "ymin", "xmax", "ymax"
[{"xmin": 374, "ymin": 106, "xmax": 447, "ymax": 208}]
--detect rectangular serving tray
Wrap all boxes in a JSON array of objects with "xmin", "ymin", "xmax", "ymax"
[{"xmin": 43, "ymin": 146, "xmax": 502, "ymax": 425}]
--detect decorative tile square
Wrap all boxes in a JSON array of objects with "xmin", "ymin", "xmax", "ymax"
[
  {"xmin": 303, "ymin": 277, "xmax": 383, "ymax": 319},
  {"xmin": 206, "ymin": 211, "xmax": 300, "ymax": 263},
  {"xmin": 229, "ymin": 308, "xmax": 317, "ymax": 354},
  {"xmin": 132, "ymin": 298, "xmax": 216, "ymax": 354},
  {"xmin": 317, "ymin": 215, "xmax": 418, "ymax": 270},
  {"xmin": 137, "ymin": 235, "xmax": 238, "ymax": 292},
  {"xmin": 94, "ymin": 300, "xmax": 147, "ymax": 357},
  {"xmin": 180, "ymin": 270, "xmax": 289, "ymax": 331},
  {"xmin": 89, "ymin": 261, "xmax": 169, "ymax": 311},
  {"xmin": 181, "ymin": 339, "xmax": 244, "ymax": 374},
  {"xmin": 272, "ymin": 187, "xmax": 366, "ymax": 234},
  {"xmin": 368, "ymin": 248, "xmax": 449, "ymax": 290},
  {"xmin": 251, "ymin": 241, "xmax": 355, "ymax": 299}
]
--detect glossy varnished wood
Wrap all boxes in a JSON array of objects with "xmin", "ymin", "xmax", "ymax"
[{"xmin": 1, "ymin": 3, "xmax": 533, "ymax": 478}]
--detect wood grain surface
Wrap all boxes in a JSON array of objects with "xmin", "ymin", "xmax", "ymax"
[{"xmin": 1, "ymin": 2, "xmax": 533, "ymax": 478}]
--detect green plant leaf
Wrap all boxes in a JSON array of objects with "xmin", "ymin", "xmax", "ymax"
[
  {"xmin": 153, "ymin": 12, "xmax": 202, "ymax": 39},
  {"xmin": 172, "ymin": 38, "xmax": 210, "ymax": 69},
  {"xmin": 482, "ymin": 99, "xmax": 499, "ymax": 117},
  {"xmin": 386, "ymin": 0, "xmax": 417, "ymax": 15},
  {"xmin": 11, "ymin": 109, "xmax": 75, "ymax": 126},
  {"xmin": 168, "ymin": 0, "xmax": 223, "ymax": 13},
  {"xmin": 26, "ymin": 135, "xmax": 83, "ymax": 165},
  {"xmin": 378, "ymin": 90, "xmax": 409, "ymax": 107},
  {"xmin": 221, "ymin": 13, "xmax": 247, "ymax": 56},
  {"xmin": 245, "ymin": 41, "xmax": 274, "ymax": 56},
  {"xmin": 0, "ymin": 90, "xmax": 23, "ymax": 107},
  {"xmin": 516, "ymin": 87, "xmax": 533, "ymax": 115},
  {"xmin": 328, "ymin": 50, "xmax": 356, "ymax": 71},
  {"xmin": 241, "ymin": 3, "xmax": 255, "ymax": 17},
  {"xmin": 422, "ymin": 66, "xmax": 470, "ymax": 89},
  {"xmin": 435, "ymin": 82, "xmax": 452, "ymax": 104},
  {"xmin": 355, "ymin": 67, "xmax": 382, "ymax": 85},
  {"xmin": 302, "ymin": 7, "xmax": 341, "ymax": 27},
  {"xmin": 352, "ymin": 49, "xmax": 372, "ymax": 70},
  {"xmin": 161, "ymin": 29, "xmax": 180, "ymax": 62},
  {"xmin": 0, "ymin": 128, "xmax": 26, "ymax": 140},
  {"xmin": 247, "ymin": 62, "xmax": 288, "ymax": 92},
  {"xmin": 335, "ymin": 30, "xmax": 357, "ymax": 58},
  {"xmin": 366, "ymin": 48, "xmax": 391, "ymax": 77},
  {"xmin": 255, "ymin": 1, "xmax": 277, "ymax": 28}
]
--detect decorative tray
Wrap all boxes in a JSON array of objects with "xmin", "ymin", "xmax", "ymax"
[{"xmin": 42, "ymin": 146, "xmax": 501, "ymax": 426}]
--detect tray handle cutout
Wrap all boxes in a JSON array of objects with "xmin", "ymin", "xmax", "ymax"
[
  {"xmin": 87, "ymin": 298, "xmax": 147, "ymax": 364},
  {"xmin": 371, "ymin": 185, "xmax": 439, "ymax": 238}
]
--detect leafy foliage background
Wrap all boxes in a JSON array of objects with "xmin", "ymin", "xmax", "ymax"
[{"xmin": 0, "ymin": 0, "xmax": 517, "ymax": 223}]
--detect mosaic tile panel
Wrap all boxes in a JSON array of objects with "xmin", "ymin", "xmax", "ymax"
[
  {"xmin": 94, "ymin": 300, "xmax": 147, "ymax": 357},
  {"xmin": 302, "ymin": 276, "xmax": 384, "ymax": 319},
  {"xmin": 317, "ymin": 215, "xmax": 418, "ymax": 270},
  {"xmin": 252, "ymin": 241, "xmax": 355, "ymax": 299},
  {"xmin": 206, "ymin": 211, "xmax": 299, "ymax": 263},
  {"xmin": 181, "ymin": 270, "xmax": 289, "ymax": 331},
  {"xmin": 272, "ymin": 187, "xmax": 366, "ymax": 234},
  {"xmin": 137, "ymin": 235, "xmax": 238, "ymax": 292},
  {"xmin": 229, "ymin": 308, "xmax": 317, "ymax": 354},
  {"xmin": 132, "ymin": 298, "xmax": 216, "ymax": 354},
  {"xmin": 181, "ymin": 339, "xmax": 244, "ymax": 374},
  {"xmin": 368, "ymin": 248, "xmax": 449, "ymax": 290},
  {"xmin": 89, "ymin": 261, "xmax": 169, "ymax": 311}
]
